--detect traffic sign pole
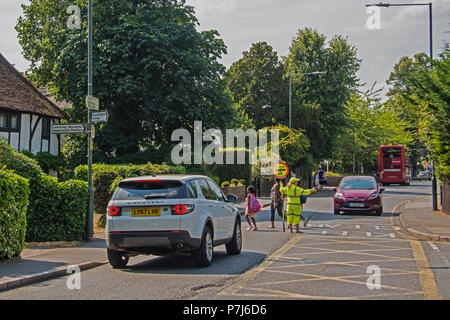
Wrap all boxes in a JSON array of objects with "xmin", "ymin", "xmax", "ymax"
[{"xmin": 87, "ymin": 0, "xmax": 94, "ymax": 241}]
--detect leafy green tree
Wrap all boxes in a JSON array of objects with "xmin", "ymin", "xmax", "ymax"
[
  {"xmin": 387, "ymin": 50, "xmax": 449, "ymax": 181},
  {"xmin": 284, "ymin": 28, "xmax": 361, "ymax": 162},
  {"xmin": 409, "ymin": 50, "xmax": 449, "ymax": 181},
  {"xmin": 334, "ymin": 92, "xmax": 413, "ymax": 174},
  {"xmin": 225, "ymin": 42, "xmax": 287, "ymax": 130},
  {"xmin": 16, "ymin": 0, "xmax": 236, "ymax": 165},
  {"xmin": 257, "ymin": 125, "xmax": 312, "ymax": 179},
  {"xmin": 386, "ymin": 53, "xmax": 430, "ymax": 176}
]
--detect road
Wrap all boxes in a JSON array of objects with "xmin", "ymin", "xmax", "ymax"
[{"xmin": 1, "ymin": 181, "xmax": 448, "ymax": 300}]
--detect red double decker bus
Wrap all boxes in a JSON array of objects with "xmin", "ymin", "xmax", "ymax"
[{"xmin": 379, "ymin": 145, "xmax": 411, "ymax": 186}]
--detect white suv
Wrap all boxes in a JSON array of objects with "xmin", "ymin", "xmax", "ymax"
[{"xmin": 106, "ymin": 175, "xmax": 242, "ymax": 268}]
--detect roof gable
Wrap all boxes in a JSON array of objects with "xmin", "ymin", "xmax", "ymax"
[{"xmin": 0, "ymin": 53, "xmax": 69, "ymax": 119}]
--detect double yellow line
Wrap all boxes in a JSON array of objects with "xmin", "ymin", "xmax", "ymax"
[{"xmin": 392, "ymin": 199, "xmax": 442, "ymax": 300}]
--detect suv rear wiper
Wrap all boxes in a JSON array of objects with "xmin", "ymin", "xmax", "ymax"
[{"xmin": 144, "ymin": 195, "xmax": 167, "ymax": 199}]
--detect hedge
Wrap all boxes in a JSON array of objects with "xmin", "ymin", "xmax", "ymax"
[
  {"xmin": 74, "ymin": 163, "xmax": 186, "ymax": 215},
  {"xmin": 0, "ymin": 139, "xmax": 88, "ymax": 242},
  {"xmin": 0, "ymin": 168, "xmax": 30, "ymax": 259}
]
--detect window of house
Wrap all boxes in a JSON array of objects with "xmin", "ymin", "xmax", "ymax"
[
  {"xmin": 42, "ymin": 118, "xmax": 51, "ymax": 139},
  {"xmin": 0, "ymin": 110, "xmax": 20, "ymax": 132},
  {"xmin": 0, "ymin": 112, "xmax": 7, "ymax": 129}
]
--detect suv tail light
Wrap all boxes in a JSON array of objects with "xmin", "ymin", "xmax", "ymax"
[
  {"xmin": 108, "ymin": 206, "xmax": 122, "ymax": 216},
  {"xmin": 172, "ymin": 204, "xmax": 195, "ymax": 215}
]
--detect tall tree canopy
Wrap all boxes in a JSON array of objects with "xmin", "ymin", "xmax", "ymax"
[
  {"xmin": 334, "ymin": 91, "xmax": 413, "ymax": 174},
  {"xmin": 284, "ymin": 28, "xmax": 361, "ymax": 162},
  {"xmin": 16, "ymin": 0, "xmax": 236, "ymax": 164},
  {"xmin": 225, "ymin": 42, "xmax": 287, "ymax": 130},
  {"xmin": 387, "ymin": 50, "xmax": 450, "ymax": 181},
  {"xmin": 386, "ymin": 53, "xmax": 430, "ymax": 175}
]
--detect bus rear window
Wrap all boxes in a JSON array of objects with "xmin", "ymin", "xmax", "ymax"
[{"xmin": 114, "ymin": 180, "xmax": 186, "ymax": 200}]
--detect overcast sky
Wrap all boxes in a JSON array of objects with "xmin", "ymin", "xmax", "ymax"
[{"xmin": 1, "ymin": 0, "xmax": 449, "ymax": 97}]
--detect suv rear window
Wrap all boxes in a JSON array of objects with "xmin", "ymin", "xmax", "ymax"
[{"xmin": 114, "ymin": 180, "xmax": 186, "ymax": 200}]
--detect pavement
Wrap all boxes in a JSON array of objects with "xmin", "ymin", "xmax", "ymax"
[
  {"xmin": 398, "ymin": 194, "xmax": 450, "ymax": 242},
  {"xmin": 1, "ymin": 190, "xmax": 448, "ymax": 293}
]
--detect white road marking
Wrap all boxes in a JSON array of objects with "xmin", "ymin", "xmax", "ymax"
[
  {"xmin": 374, "ymin": 233, "xmax": 396, "ymax": 239},
  {"xmin": 325, "ymin": 224, "xmax": 341, "ymax": 229},
  {"xmin": 321, "ymin": 230, "xmax": 328, "ymax": 235},
  {"xmin": 375, "ymin": 226, "xmax": 380, "ymax": 230},
  {"xmin": 355, "ymin": 225, "xmax": 361, "ymax": 229},
  {"xmin": 342, "ymin": 231, "xmax": 349, "ymax": 236},
  {"xmin": 428, "ymin": 242, "xmax": 440, "ymax": 252},
  {"xmin": 366, "ymin": 232, "xmax": 372, "ymax": 237}
]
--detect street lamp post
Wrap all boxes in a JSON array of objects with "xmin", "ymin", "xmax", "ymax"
[
  {"xmin": 365, "ymin": 2, "xmax": 437, "ymax": 211},
  {"xmin": 87, "ymin": 0, "xmax": 94, "ymax": 240},
  {"xmin": 288, "ymin": 71, "xmax": 326, "ymax": 128}
]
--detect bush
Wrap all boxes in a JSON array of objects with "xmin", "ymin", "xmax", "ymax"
[
  {"xmin": 75, "ymin": 163, "xmax": 186, "ymax": 215},
  {"xmin": 0, "ymin": 138, "xmax": 88, "ymax": 242},
  {"xmin": 0, "ymin": 168, "xmax": 30, "ymax": 259}
]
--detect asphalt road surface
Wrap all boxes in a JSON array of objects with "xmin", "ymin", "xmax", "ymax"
[{"xmin": 1, "ymin": 181, "xmax": 448, "ymax": 300}]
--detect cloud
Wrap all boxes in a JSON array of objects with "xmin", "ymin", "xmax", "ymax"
[{"xmin": 187, "ymin": 0, "xmax": 238, "ymax": 14}]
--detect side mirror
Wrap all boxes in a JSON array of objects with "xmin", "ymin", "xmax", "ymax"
[
  {"xmin": 379, "ymin": 187, "xmax": 385, "ymax": 193},
  {"xmin": 227, "ymin": 194, "xmax": 237, "ymax": 203}
]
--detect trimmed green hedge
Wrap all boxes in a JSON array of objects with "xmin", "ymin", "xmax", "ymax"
[
  {"xmin": 74, "ymin": 163, "xmax": 186, "ymax": 215},
  {"xmin": 0, "ymin": 139, "xmax": 88, "ymax": 242},
  {"xmin": 0, "ymin": 168, "xmax": 30, "ymax": 259}
]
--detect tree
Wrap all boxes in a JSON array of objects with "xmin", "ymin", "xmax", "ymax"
[
  {"xmin": 16, "ymin": 0, "xmax": 236, "ymax": 165},
  {"xmin": 225, "ymin": 42, "xmax": 287, "ymax": 130},
  {"xmin": 283, "ymin": 28, "xmax": 361, "ymax": 162},
  {"xmin": 334, "ymin": 92, "xmax": 413, "ymax": 174},
  {"xmin": 386, "ymin": 53, "xmax": 430, "ymax": 176},
  {"xmin": 409, "ymin": 50, "xmax": 450, "ymax": 181},
  {"xmin": 387, "ymin": 50, "xmax": 450, "ymax": 181}
]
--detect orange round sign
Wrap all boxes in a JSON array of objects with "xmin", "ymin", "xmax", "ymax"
[{"xmin": 272, "ymin": 162, "xmax": 289, "ymax": 179}]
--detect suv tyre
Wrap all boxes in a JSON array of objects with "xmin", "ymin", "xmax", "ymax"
[
  {"xmin": 192, "ymin": 226, "xmax": 213, "ymax": 267},
  {"xmin": 226, "ymin": 218, "xmax": 242, "ymax": 255},
  {"xmin": 107, "ymin": 248, "xmax": 129, "ymax": 269}
]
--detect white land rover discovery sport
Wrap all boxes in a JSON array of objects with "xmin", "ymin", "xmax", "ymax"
[{"xmin": 106, "ymin": 175, "xmax": 242, "ymax": 268}]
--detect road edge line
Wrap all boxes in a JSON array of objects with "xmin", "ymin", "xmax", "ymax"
[
  {"xmin": 0, "ymin": 261, "xmax": 108, "ymax": 293},
  {"xmin": 409, "ymin": 240, "xmax": 442, "ymax": 300}
]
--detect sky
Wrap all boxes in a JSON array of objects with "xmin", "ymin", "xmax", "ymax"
[{"xmin": 1, "ymin": 0, "xmax": 449, "ymax": 97}]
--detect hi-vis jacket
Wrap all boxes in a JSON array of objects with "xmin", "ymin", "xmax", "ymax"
[{"xmin": 281, "ymin": 185, "xmax": 314, "ymax": 215}]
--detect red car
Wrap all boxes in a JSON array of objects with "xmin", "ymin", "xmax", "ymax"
[{"xmin": 332, "ymin": 176, "xmax": 384, "ymax": 216}]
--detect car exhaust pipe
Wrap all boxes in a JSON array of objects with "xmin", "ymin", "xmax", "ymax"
[{"xmin": 176, "ymin": 242, "xmax": 184, "ymax": 249}]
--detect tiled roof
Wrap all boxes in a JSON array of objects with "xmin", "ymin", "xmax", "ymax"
[{"xmin": 0, "ymin": 53, "xmax": 68, "ymax": 119}]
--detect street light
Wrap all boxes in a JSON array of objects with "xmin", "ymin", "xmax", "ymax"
[
  {"xmin": 366, "ymin": 2, "xmax": 438, "ymax": 210},
  {"xmin": 288, "ymin": 71, "xmax": 326, "ymax": 128},
  {"xmin": 87, "ymin": 0, "xmax": 94, "ymax": 239},
  {"xmin": 365, "ymin": 2, "xmax": 433, "ymax": 59}
]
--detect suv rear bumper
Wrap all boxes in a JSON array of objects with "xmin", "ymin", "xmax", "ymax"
[{"xmin": 107, "ymin": 231, "xmax": 201, "ymax": 255}]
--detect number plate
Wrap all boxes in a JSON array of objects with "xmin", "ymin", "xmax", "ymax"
[
  {"xmin": 132, "ymin": 207, "xmax": 160, "ymax": 217},
  {"xmin": 348, "ymin": 202, "xmax": 365, "ymax": 208}
]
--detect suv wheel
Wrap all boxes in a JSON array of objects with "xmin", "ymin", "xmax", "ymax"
[
  {"xmin": 226, "ymin": 218, "xmax": 242, "ymax": 255},
  {"xmin": 107, "ymin": 248, "xmax": 129, "ymax": 269},
  {"xmin": 193, "ymin": 226, "xmax": 213, "ymax": 267}
]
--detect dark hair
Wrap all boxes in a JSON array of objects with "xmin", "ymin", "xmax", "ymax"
[{"xmin": 247, "ymin": 185, "xmax": 256, "ymax": 194}]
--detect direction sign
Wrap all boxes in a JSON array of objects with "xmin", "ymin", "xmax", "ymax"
[
  {"xmin": 51, "ymin": 123, "xmax": 87, "ymax": 135},
  {"xmin": 272, "ymin": 162, "xmax": 289, "ymax": 179},
  {"xmin": 85, "ymin": 96, "xmax": 99, "ymax": 110},
  {"xmin": 91, "ymin": 110, "xmax": 109, "ymax": 122}
]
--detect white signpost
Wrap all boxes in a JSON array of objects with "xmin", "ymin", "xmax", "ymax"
[
  {"xmin": 85, "ymin": 96, "xmax": 99, "ymax": 110},
  {"xmin": 91, "ymin": 110, "xmax": 109, "ymax": 123},
  {"xmin": 51, "ymin": 123, "xmax": 88, "ymax": 135}
]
